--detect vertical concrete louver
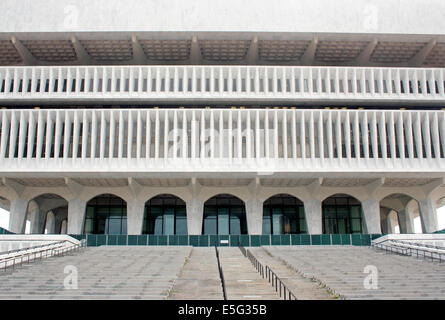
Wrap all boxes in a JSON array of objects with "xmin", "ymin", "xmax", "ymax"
[
  {"xmin": 0, "ymin": 66, "xmax": 444, "ymax": 104},
  {"xmin": 0, "ymin": 108, "xmax": 443, "ymax": 173}
]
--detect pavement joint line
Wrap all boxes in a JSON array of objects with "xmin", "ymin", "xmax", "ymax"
[
  {"xmin": 237, "ymin": 280, "xmax": 253, "ymax": 282},
  {"xmin": 243, "ymin": 295, "xmax": 263, "ymax": 298}
]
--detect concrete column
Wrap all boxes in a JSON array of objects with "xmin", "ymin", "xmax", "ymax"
[
  {"xmin": 30, "ymin": 210, "xmax": 46, "ymax": 234},
  {"xmin": 419, "ymin": 197, "xmax": 439, "ymax": 233},
  {"xmin": 186, "ymin": 198, "xmax": 204, "ymax": 235},
  {"xmin": 127, "ymin": 199, "xmax": 145, "ymax": 235},
  {"xmin": 380, "ymin": 207, "xmax": 391, "ymax": 234},
  {"xmin": 67, "ymin": 199, "xmax": 87, "ymax": 234},
  {"xmin": 397, "ymin": 208, "xmax": 415, "ymax": 234},
  {"xmin": 304, "ymin": 199, "xmax": 322, "ymax": 234},
  {"xmin": 8, "ymin": 198, "xmax": 28, "ymax": 234},
  {"xmin": 60, "ymin": 220, "xmax": 68, "ymax": 234},
  {"xmin": 361, "ymin": 198, "xmax": 382, "ymax": 234},
  {"xmin": 55, "ymin": 217, "xmax": 63, "ymax": 234},
  {"xmin": 45, "ymin": 212, "xmax": 56, "ymax": 234},
  {"xmin": 381, "ymin": 217, "xmax": 388, "ymax": 234},
  {"xmin": 387, "ymin": 210, "xmax": 398, "ymax": 234},
  {"xmin": 245, "ymin": 198, "xmax": 263, "ymax": 235}
]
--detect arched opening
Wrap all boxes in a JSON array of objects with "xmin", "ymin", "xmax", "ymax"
[
  {"xmin": 202, "ymin": 194, "xmax": 247, "ymax": 235},
  {"xmin": 262, "ymin": 194, "xmax": 306, "ymax": 234},
  {"xmin": 84, "ymin": 194, "xmax": 127, "ymax": 234},
  {"xmin": 143, "ymin": 194, "xmax": 187, "ymax": 235},
  {"xmin": 379, "ymin": 193, "xmax": 420, "ymax": 234},
  {"xmin": 29, "ymin": 193, "xmax": 68, "ymax": 234},
  {"xmin": 322, "ymin": 194, "xmax": 364, "ymax": 234}
]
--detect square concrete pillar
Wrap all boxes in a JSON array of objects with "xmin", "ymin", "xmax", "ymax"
[
  {"xmin": 304, "ymin": 199, "xmax": 322, "ymax": 234},
  {"xmin": 245, "ymin": 198, "xmax": 263, "ymax": 235},
  {"xmin": 397, "ymin": 209, "xmax": 415, "ymax": 234},
  {"xmin": 67, "ymin": 199, "xmax": 87, "ymax": 234},
  {"xmin": 60, "ymin": 220, "xmax": 68, "ymax": 234},
  {"xmin": 380, "ymin": 217, "xmax": 388, "ymax": 234},
  {"xmin": 387, "ymin": 210, "xmax": 399, "ymax": 234},
  {"xmin": 8, "ymin": 198, "xmax": 28, "ymax": 234},
  {"xmin": 45, "ymin": 212, "xmax": 56, "ymax": 234},
  {"xmin": 30, "ymin": 209, "xmax": 46, "ymax": 234},
  {"xmin": 361, "ymin": 198, "xmax": 382, "ymax": 234},
  {"xmin": 419, "ymin": 197, "xmax": 439, "ymax": 233},
  {"xmin": 54, "ymin": 217, "xmax": 63, "ymax": 234},
  {"xmin": 127, "ymin": 199, "xmax": 145, "ymax": 235},
  {"xmin": 186, "ymin": 199, "xmax": 204, "ymax": 235}
]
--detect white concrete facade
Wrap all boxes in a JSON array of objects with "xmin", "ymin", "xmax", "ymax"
[
  {"xmin": 0, "ymin": 1, "xmax": 444, "ymax": 238},
  {"xmin": 1, "ymin": 0, "xmax": 445, "ymax": 35}
]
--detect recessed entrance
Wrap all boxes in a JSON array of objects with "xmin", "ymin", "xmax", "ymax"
[
  {"xmin": 143, "ymin": 194, "xmax": 187, "ymax": 235},
  {"xmin": 262, "ymin": 194, "xmax": 306, "ymax": 234},
  {"xmin": 84, "ymin": 194, "xmax": 127, "ymax": 234},
  {"xmin": 322, "ymin": 194, "xmax": 364, "ymax": 234},
  {"xmin": 202, "ymin": 194, "xmax": 248, "ymax": 235}
]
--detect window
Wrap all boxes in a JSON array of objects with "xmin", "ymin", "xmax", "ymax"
[
  {"xmin": 143, "ymin": 194, "xmax": 187, "ymax": 235},
  {"xmin": 322, "ymin": 195, "xmax": 364, "ymax": 234},
  {"xmin": 203, "ymin": 194, "xmax": 247, "ymax": 235},
  {"xmin": 84, "ymin": 194, "xmax": 127, "ymax": 234},
  {"xmin": 263, "ymin": 194, "xmax": 306, "ymax": 235}
]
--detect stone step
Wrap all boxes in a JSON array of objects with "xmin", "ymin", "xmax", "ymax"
[
  {"xmin": 263, "ymin": 246, "xmax": 445, "ymax": 300},
  {"xmin": 168, "ymin": 247, "xmax": 223, "ymax": 300},
  {"xmin": 0, "ymin": 246, "xmax": 192, "ymax": 300}
]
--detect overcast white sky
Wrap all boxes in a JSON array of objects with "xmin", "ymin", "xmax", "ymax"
[{"xmin": 1, "ymin": 206, "xmax": 444, "ymax": 233}]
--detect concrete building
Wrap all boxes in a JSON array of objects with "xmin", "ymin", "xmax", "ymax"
[{"xmin": 0, "ymin": 0, "xmax": 444, "ymax": 239}]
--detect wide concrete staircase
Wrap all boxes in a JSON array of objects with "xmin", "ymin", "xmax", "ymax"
[
  {"xmin": 218, "ymin": 247, "xmax": 281, "ymax": 300},
  {"xmin": 0, "ymin": 246, "xmax": 192, "ymax": 300},
  {"xmin": 249, "ymin": 247, "xmax": 334, "ymax": 300},
  {"xmin": 169, "ymin": 247, "xmax": 282, "ymax": 300},
  {"xmin": 264, "ymin": 246, "xmax": 445, "ymax": 300},
  {"xmin": 169, "ymin": 247, "xmax": 224, "ymax": 300}
]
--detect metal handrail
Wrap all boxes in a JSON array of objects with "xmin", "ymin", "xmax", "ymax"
[
  {"xmin": 391, "ymin": 239, "xmax": 445, "ymax": 251},
  {"xmin": 239, "ymin": 244, "xmax": 297, "ymax": 300},
  {"xmin": 1, "ymin": 240, "xmax": 85, "ymax": 271},
  {"xmin": 372, "ymin": 241, "xmax": 445, "ymax": 263},
  {"xmin": 372, "ymin": 242, "xmax": 411, "ymax": 255},
  {"xmin": 215, "ymin": 246, "xmax": 227, "ymax": 300},
  {"xmin": 0, "ymin": 241, "xmax": 66, "ymax": 256}
]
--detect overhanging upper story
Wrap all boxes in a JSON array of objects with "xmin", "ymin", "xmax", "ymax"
[
  {"xmin": 0, "ymin": 0, "xmax": 445, "ymax": 69},
  {"xmin": 0, "ymin": 0, "xmax": 444, "ymax": 177},
  {"xmin": 2, "ymin": 0, "xmax": 445, "ymax": 35}
]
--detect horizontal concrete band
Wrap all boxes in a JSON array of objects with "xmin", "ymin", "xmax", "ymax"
[{"xmin": 1, "ymin": 0, "xmax": 445, "ymax": 35}]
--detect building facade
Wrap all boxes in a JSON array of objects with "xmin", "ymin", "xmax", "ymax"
[{"xmin": 0, "ymin": 0, "xmax": 444, "ymax": 238}]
